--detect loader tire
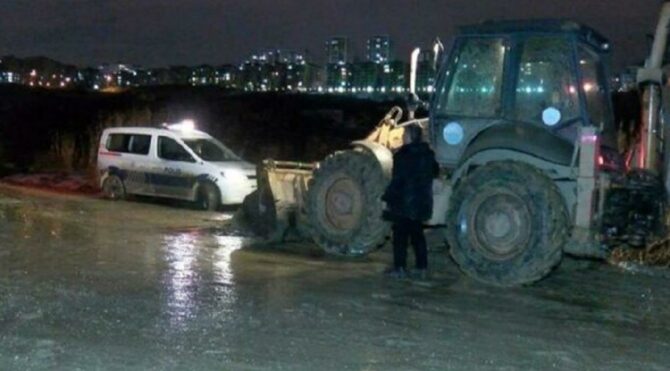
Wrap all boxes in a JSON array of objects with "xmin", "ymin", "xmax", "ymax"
[
  {"xmin": 305, "ymin": 149, "xmax": 389, "ymax": 256},
  {"xmin": 240, "ymin": 189, "xmax": 288, "ymax": 243},
  {"xmin": 446, "ymin": 161, "xmax": 568, "ymax": 286}
]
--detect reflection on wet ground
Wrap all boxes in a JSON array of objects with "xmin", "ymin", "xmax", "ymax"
[
  {"xmin": 161, "ymin": 230, "xmax": 247, "ymax": 331},
  {"xmin": 1, "ymin": 185, "xmax": 670, "ymax": 370}
]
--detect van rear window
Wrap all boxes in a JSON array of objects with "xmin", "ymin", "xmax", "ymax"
[{"xmin": 106, "ymin": 134, "xmax": 151, "ymax": 155}]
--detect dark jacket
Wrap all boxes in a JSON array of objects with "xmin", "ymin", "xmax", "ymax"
[{"xmin": 382, "ymin": 142, "xmax": 439, "ymax": 222}]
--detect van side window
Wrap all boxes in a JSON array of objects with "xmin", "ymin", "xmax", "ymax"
[
  {"xmin": 129, "ymin": 135, "xmax": 151, "ymax": 155},
  {"xmin": 107, "ymin": 134, "xmax": 131, "ymax": 153},
  {"xmin": 106, "ymin": 133, "xmax": 151, "ymax": 155},
  {"xmin": 158, "ymin": 136, "xmax": 195, "ymax": 162}
]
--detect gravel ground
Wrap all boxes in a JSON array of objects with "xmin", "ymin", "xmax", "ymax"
[{"xmin": 1, "ymin": 185, "xmax": 669, "ymax": 370}]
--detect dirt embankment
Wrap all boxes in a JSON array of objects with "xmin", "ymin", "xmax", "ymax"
[
  {"xmin": 1, "ymin": 173, "xmax": 98, "ymax": 194},
  {"xmin": 0, "ymin": 86, "xmax": 640, "ymax": 195},
  {"xmin": 0, "ymin": 85, "xmax": 402, "ymax": 177}
]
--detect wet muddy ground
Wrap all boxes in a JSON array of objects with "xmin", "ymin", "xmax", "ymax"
[{"xmin": 1, "ymin": 184, "xmax": 669, "ymax": 370}]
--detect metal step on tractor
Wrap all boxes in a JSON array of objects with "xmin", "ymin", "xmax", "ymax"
[{"xmin": 240, "ymin": 2, "xmax": 670, "ymax": 286}]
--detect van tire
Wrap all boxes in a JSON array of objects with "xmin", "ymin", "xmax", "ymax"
[
  {"xmin": 102, "ymin": 175, "xmax": 127, "ymax": 201},
  {"xmin": 197, "ymin": 182, "xmax": 220, "ymax": 211}
]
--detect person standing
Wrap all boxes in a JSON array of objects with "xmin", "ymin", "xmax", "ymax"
[{"xmin": 382, "ymin": 123, "xmax": 439, "ymax": 279}]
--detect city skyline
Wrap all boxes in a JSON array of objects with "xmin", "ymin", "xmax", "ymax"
[
  {"xmin": 0, "ymin": 0, "xmax": 660, "ymax": 69},
  {"xmin": 1, "ymin": 34, "xmax": 402, "ymax": 70},
  {"xmin": 0, "ymin": 33, "xmax": 437, "ymax": 95}
]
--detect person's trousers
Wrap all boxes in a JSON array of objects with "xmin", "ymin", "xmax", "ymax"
[{"xmin": 392, "ymin": 218, "xmax": 427, "ymax": 270}]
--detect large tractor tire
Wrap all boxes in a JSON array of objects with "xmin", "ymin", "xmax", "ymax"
[
  {"xmin": 305, "ymin": 149, "xmax": 390, "ymax": 256},
  {"xmin": 446, "ymin": 161, "xmax": 568, "ymax": 286},
  {"xmin": 240, "ymin": 189, "xmax": 289, "ymax": 243}
]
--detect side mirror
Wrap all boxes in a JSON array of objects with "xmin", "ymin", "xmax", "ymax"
[
  {"xmin": 405, "ymin": 93, "xmax": 429, "ymax": 119},
  {"xmin": 433, "ymin": 38, "xmax": 445, "ymax": 71},
  {"xmin": 406, "ymin": 93, "xmax": 421, "ymax": 115}
]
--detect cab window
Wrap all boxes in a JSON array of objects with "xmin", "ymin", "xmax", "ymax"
[
  {"xmin": 435, "ymin": 37, "xmax": 506, "ymax": 117},
  {"xmin": 578, "ymin": 46, "xmax": 608, "ymax": 127},
  {"xmin": 158, "ymin": 137, "xmax": 195, "ymax": 162},
  {"xmin": 514, "ymin": 37, "xmax": 579, "ymax": 126}
]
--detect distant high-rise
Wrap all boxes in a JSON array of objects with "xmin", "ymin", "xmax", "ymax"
[
  {"xmin": 326, "ymin": 37, "xmax": 349, "ymax": 65},
  {"xmin": 416, "ymin": 49, "xmax": 438, "ymax": 94},
  {"xmin": 239, "ymin": 48, "xmax": 316, "ymax": 92},
  {"xmin": 247, "ymin": 49, "xmax": 306, "ymax": 65},
  {"xmin": 367, "ymin": 35, "xmax": 392, "ymax": 64}
]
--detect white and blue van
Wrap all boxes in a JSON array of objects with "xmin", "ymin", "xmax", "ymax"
[{"xmin": 97, "ymin": 121, "xmax": 257, "ymax": 210}]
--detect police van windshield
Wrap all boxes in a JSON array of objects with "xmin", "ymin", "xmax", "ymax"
[{"xmin": 182, "ymin": 138, "xmax": 240, "ymax": 162}]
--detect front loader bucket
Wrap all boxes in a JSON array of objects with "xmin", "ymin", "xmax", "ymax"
[{"xmin": 239, "ymin": 160, "xmax": 314, "ymax": 242}]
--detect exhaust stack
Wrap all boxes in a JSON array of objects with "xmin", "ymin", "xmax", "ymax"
[
  {"xmin": 635, "ymin": 1, "xmax": 670, "ymax": 171},
  {"xmin": 408, "ymin": 47, "xmax": 421, "ymax": 119}
]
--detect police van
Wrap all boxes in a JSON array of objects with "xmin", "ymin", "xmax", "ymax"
[{"xmin": 97, "ymin": 121, "xmax": 257, "ymax": 210}]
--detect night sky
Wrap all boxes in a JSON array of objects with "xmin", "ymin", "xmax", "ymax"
[{"xmin": 0, "ymin": 0, "xmax": 662, "ymax": 69}]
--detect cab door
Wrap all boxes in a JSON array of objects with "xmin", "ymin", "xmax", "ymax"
[
  {"xmin": 430, "ymin": 36, "xmax": 509, "ymax": 168},
  {"xmin": 150, "ymin": 136, "xmax": 201, "ymax": 200}
]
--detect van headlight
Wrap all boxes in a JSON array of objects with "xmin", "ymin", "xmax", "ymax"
[{"xmin": 220, "ymin": 169, "xmax": 246, "ymax": 180}]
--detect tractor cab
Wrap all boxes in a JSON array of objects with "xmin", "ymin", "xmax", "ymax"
[{"xmin": 430, "ymin": 20, "xmax": 617, "ymax": 170}]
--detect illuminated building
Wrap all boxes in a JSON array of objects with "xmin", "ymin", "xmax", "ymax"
[
  {"xmin": 325, "ymin": 37, "xmax": 351, "ymax": 92},
  {"xmin": 326, "ymin": 37, "xmax": 348, "ymax": 65},
  {"xmin": 367, "ymin": 35, "xmax": 393, "ymax": 64},
  {"xmin": 240, "ymin": 49, "xmax": 318, "ymax": 92},
  {"xmin": 416, "ymin": 49, "xmax": 438, "ymax": 95}
]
